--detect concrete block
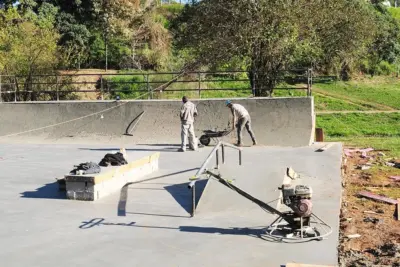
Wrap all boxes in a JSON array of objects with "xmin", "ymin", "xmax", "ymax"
[{"xmin": 65, "ymin": 152, "xmax": 160, "ymax": 201}]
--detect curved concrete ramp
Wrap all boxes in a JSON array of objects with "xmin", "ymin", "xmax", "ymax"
[
  {"xmin": 195, "ymin": 144, "xmax": 343, "ymax": 219},
  {"xmin": 0, "ymin": 97, "xmax": 315, "ymax": 146}
]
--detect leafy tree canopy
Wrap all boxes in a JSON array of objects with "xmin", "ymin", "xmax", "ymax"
[{"xmin": 172, "ymin": 0, "xmax": 378, "ymax": 95}]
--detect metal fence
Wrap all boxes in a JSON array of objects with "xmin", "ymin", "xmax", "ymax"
[{"xmin": 0, "ymin": 69, "xmax": 331, "ymax": 102}]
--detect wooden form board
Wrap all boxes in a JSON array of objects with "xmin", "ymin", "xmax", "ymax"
[
  {"xmin": 358, "ymin": 191, "xmax": 398, "ymax": 205},
  {"xmin": 397, "ymin": 199, "xmax": 400, "ymax": 221}
]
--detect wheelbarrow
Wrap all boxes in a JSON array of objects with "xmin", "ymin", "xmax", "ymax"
[{"xmin": 198, "ymin": 128, "xmax": 234, "ymax": 146}]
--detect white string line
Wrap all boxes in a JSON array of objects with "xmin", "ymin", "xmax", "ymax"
[
  {"xmin": 0, "ymin": 90, "xmax": 151, "ymax": 139},
  {"xmin": 0, "ymin": 71, "xmax": 193, "ymax": 139},
  {"xmin": 0, "ymin": 101, "xmax": 129, "ymax": 138},
  {"xmin": 0, "ymin": 73, "xmax": 254, "ymax": 139}
]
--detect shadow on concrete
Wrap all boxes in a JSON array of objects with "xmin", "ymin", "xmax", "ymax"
[
  {"xmin": 124, "ymin": 111, "xmax": 145, "ymax": 136},
  {"xmin": 117, "ymin": 168, "xmax": 199, "ymax": 217},
  {"xmin": 137, "ymin": 144, "xmax": 208, "ymax": 149},
  {"xmin": 79, "ymin": 218, "xmax": 137, "ymax": 229},
  {"xmin": 20, "ymin": 181, "xmax": 66, "ymax": 199},
  {"xmin": 137, "ymin": 144, "xmax": 181, "ymax": 147},
  {"xmin": 79, "ymin": 147, "xmax": 179, "ymax": 153},
  {"xmin": 164, "ymin": 179, "xmax": 208, "ymax": 215},
  {"xmin": 78, "ymin": 218, "xmax": 263, "ymax": 239},
  {"xmin": 78, "ymin": 219, "xmax": 316, "ymax": 243},
  {"xmin": 179, "ymin": 226, "xmax": 264, "ymax": 238},
  {"xmin": 128, "ymin": 187, "xmax": 166, "ymax": 191},
  {"xmin": 126, "ymin": 211, "xmax": 189, "ymax": 218}
]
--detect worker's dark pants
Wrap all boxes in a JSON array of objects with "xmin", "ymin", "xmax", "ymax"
[{"xmin": 236, "ymin": 115, "xmax": 256, "ymax": 144}]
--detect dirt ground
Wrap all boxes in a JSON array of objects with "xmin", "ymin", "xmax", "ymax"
[
  {"xmin": 59, "ymin": 69, "xmax": 118, "ymax": 100},
  {"xmin": 339, "ymin": 148, "xmax": 400, "ymax": 266}
]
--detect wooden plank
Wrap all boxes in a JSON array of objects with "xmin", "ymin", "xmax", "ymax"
[
  {"xmin": 315, "ymin": 128, "xmax": 324, "ymax": 142},
  {"xmin": 358, "ymin": 191, "xmax": 398, "ymax": 205},
  {"xmin": 389, "ymin": 176, "xmax": 400, "ymax": 182}
]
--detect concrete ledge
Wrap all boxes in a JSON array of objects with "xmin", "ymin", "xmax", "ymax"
[{"xmin": 65, "ymin": 152, "xmax": 160, "ymax": 201}]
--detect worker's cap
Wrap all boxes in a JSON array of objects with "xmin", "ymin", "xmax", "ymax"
[{"xmin": 225, "ymin": 100, "xmax": 231, "ymax": 106}]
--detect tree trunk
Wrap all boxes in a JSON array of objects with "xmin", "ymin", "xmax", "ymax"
[
  {"xmin": 250, "ymin": 46, "xmax": 282, "ymax": 97},
  {"xmin": 250, "ymin": 64, "xmax": 280, "ymax": 97}
]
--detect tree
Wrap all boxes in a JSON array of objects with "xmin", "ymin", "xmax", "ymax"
[
  {"xmin": 56, "ymin": 12, "xmax": 91, "ymax": 69},
  {"xmin": 365, "ymin": 2, "xmax": 400, "ymax": 75},
  {"xmin": 0, "ymin": 0, "xmax": 14, "ymax": 9},
  {"xmin": 0, "ymin": 5, "xmax": 60, "ymax": 100},
  {"xmin": 172, "ymin": 0, "xmax": 377, "ymax": 95}
]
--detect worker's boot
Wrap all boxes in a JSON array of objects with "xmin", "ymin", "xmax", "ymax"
[
  {"xmin": 235, "ymin": 142, "xmax": 242, "ymax": 147},
  {"xmin": 253, "ymin": 140, "xmax": 257, "ymax": 146}
]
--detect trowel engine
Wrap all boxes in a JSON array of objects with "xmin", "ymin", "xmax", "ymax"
[{"xmin": 281, "ymin": 184, "xmax": 313, "ymax": 217}]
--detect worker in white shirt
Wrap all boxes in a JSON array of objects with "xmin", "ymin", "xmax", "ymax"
[
  {"xmin": 225, "ymin": 100, "xmax": 257, "ymax": 147},
  {"xmin": 179, "ymin": 96, "xmax": 198, "ymax": 152}
]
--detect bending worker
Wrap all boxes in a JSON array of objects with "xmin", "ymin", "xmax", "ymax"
[
  {"xmin": 179, "ymin": 96, "xmax": 198, "ymax": 152},
  {"xmin": 226, "ymin": 100, "xmax": 257, "ymax": 147}
]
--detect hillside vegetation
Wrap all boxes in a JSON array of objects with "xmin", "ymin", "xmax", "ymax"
[
  {"xmin": 1, "ymin": 0, "xmax": 399, "ymax": 155},
  {"xmin": 1, "ymin": 0, "xmax": 400, "ymax": 98}
]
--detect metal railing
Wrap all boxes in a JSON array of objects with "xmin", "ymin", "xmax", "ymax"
[
  {"xmin": 0, "ymin": 69, "xmax": 317, "ymax": 102},
  {"xmin": 188, "ymin": 141, "xmax": 242, "ymax": 217}
]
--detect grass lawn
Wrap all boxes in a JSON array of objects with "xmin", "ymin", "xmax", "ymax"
[
  {"xmin": 317, "ymin": 113, "xmax": 400, "ymax": 157},
  {"xmin": 106, "ymin": 72, "xmax": 400, "ymax": 156},
  {"xmin": 314, "ymin": 94, "xmax": 371, "ymax": 111},
  {"xmin": 314, "ymin": 76, "xmax": 400, "ymax": 110}
]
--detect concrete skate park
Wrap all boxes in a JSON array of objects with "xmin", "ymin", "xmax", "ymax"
[{"xmin": 0, "ymin": 97, "xmax": 342, "ymax": 267}]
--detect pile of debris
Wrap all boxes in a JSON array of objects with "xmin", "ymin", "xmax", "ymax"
[
  {"xmin": 341, "ymin": 243, "xmax": 400, "ymax": 267},
  {"xmin": 339, "ymin": 147, "xmax": 400, "ymax": 267}
]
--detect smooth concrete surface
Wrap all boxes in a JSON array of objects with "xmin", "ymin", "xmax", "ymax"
[
  {"xmin": 0, "ymin": 97, "xmax": 314, "ymax": 147},
  {"xmin": 0, "ymin": 142, "xmax": 341, "ymax": 267}
]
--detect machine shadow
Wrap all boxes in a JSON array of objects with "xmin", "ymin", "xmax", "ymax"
[
  {"xmin": 178, "ymin": 226, "xmax": 265, "ymax": 239},
  {"xmin": 20, "ymin": 181, "xmax": 66, "ymax": 199},
  {"xmin": 78, "ymin": 219, "xmax": 317, "ymax": 244},
  {"xmin": 78, "ymin": 219, "xmax": 268, "ymax": 241}
]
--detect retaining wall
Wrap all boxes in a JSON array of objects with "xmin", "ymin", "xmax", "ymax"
[{"xmin": 0, "ymin": 97, "xmax": 315, "ymax": 147}]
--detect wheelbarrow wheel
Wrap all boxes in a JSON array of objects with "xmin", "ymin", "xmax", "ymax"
[{"xmin": 199, "ymin": 135, "xmax": 211, "ymax": 146}]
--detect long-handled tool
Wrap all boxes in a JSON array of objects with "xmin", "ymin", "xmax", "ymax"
[{"xmin": 203, "ymin": 170, "xmax": 332, "ymax": 242}]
